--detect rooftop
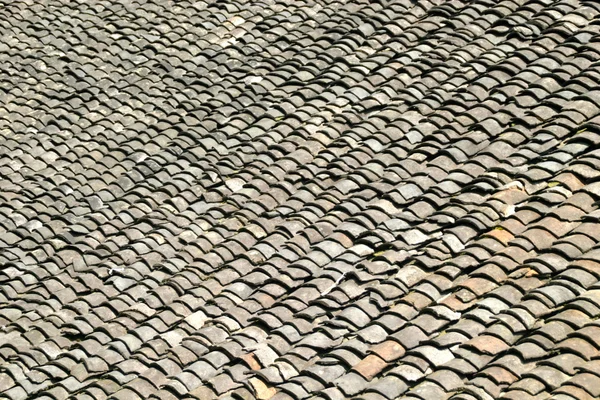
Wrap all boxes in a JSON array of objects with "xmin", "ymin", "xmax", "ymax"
[{"xmin": 2, "ymin": 0, "xmax": 600, "ymax": 399}]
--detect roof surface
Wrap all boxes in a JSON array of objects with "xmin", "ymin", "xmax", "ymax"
[{"xmin": 2, "ymin": 0, "xmax": 600, "ymax": 399}]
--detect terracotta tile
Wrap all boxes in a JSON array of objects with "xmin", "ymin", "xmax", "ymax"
[
  {"xmin": 353, "ymin": 355, "xmax": 389, "ymax": 380},
  {"xmin": 249, "ymin": 377, "xmax": 277, "ymax": 400},
  {"xmin": 466, "ymin": 335, "xmax": 510, "ymax": 355},
  {"xmin": 486, "ymin": 228, "xmax": 514, "ymax": 245},
  {"xmin": 240, "ymin": 353, "xmax": 262, "ymax": 371},
  {"xmin": 369, "ymin": 340, "xmax": 406, "ymax": 363}
]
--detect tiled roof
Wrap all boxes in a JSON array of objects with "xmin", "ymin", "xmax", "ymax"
[{"xmin": 2, "ymin": 0, "xmax": 600, "ymax": 399}]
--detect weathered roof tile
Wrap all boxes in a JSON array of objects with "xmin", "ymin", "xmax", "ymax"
[{"xmin": 2, "ymin": 0, "xmax": 600, "ymax": 399}]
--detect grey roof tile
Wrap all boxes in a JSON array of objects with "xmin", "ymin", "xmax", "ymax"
[{"xmin": 2, "ymin": 0, "xmax": 600, "ymax": 399}]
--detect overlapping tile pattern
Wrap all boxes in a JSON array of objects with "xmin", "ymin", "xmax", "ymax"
[{"xmin": 2, "ymin": 0, "xmax": 600, "ymax": 398}]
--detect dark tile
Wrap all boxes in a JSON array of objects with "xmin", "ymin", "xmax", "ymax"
[{"xmin": 1, "ymin": 1, "xmax": 600, "ymax": 399}]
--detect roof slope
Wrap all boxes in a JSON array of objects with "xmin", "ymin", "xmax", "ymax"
[{"xmin": 2, "ymin": 0, "xmax": 600, "ymax": 399}]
